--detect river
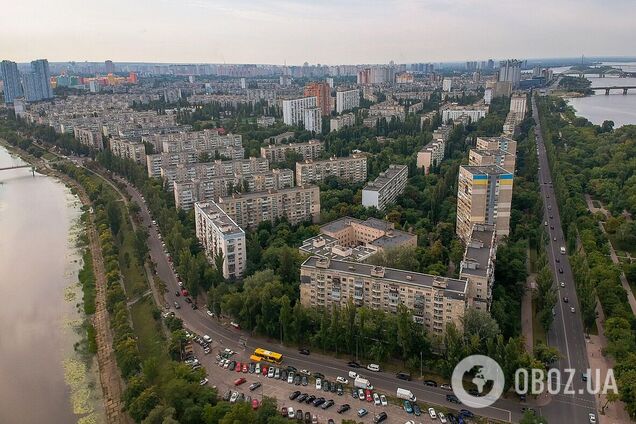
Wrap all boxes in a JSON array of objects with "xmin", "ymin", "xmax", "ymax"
[
  {"xmin": 552, "ymin": 62, "xmax": 636, "ymax": 127},
  {"xmin": 0, "ymin": 145, "xmax": 104, "ymax": 424}
]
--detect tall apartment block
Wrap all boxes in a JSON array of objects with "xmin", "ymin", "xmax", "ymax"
[
  {"xmin": 260, "ymin": 139, "xmax": 324, "ymax": 163},
  {"xmin": 109, "ymin": 138, "xmax": 146, "ymax": 164},
  {"xmin": 510, "ymin": 93, "xmax": 527, "ymax": 117},
  {"xmin": 304, "ymin": 82, "xmax": 332, "ymax": 116},
  {"xmin": 0, "ymin": 60, "xmax": 23, "ymax": 105},
  {"xmin": 216, "ymin": 186, "xmax": 321, "ymax": 228},
  {"xmin": 362, "ymin": 164, "xmax": 408, "ymax": 210},
  {"xmin": 417, "ymin": 140, "xmax": 445, "ymax": 174},
  {"xmin": 296, "ymin": 155, "xmax": 367, "ymax": 186},
  {"xmin": 155, "ymin": 157, "xmax": 270, "ymax": 185},
  {"xmin": 74, "ymin": 127, "xmax": 104, "ymax": 150},
  {"xmin": 194, "ymin": 201, "xmax": 246, "ymax": 279},
  {"xmin": 299, "ymin": 257, "xmax": 467, "ymax": 335},
  {"xmin": 456, "ymin": 165, "xmax": 513, "ymax": 243},
  {"xmin": 498, "ymin": 59, "xmax": 522, "ymax": 88},
  {"xmin": 468, "ymin": 148, "xmax": 516, "ymax": 173},
  {"xmin": 282, "ymin": 96, "xmax": 322, "ymax": 133},
  {"xmin": 440, "ymin": 103, "xmax": 488, "ymax": 124},
  {"xmin": 23, "ymin": 59, "xmax": 54, "ymax": 102},
  {"xmin": 336, "ymin": 89, "xmax": 360, "ymax": 113},
  {"xmin": 475, "ymin": 136, "xmax": 517, "ymax": 154},
  {"xmin": 174, "ymin": 168, "xmax": 294, "ymax": 210},
  {"xmin": 459, "ymin": 224, "xmax": 496, "ymax": 311}
]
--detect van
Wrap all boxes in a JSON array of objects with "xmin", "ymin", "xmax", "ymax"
[{"xmin": 348, "ymin": 371, "xmax": 359, "ymax": 379}]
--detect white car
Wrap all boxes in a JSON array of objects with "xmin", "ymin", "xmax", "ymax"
[
  {"xmin": 255, "ymin": 363, "xmax": 261, "ymax": 374},
  {"xmin": 300, "ymin": 369, "xmax": 311, "ymax": 375},
  {"xmin": 438, "ymin": 412, "xmax": 447, "ymax": 423},
  {"xmin": 380, "ymin": 394, "xmax": 387, "ymax": 406},
  {"xmin": 199, "ymin": 378, "xmax": 209, "ymax": 386},
  {"xmin": 589, "ymin": 413, "xmax": 597, "ymax": 424},
  {"xmin": 206, "ymin": 309, "xmax": 214, "ymax": 317},
  {"xmin": 203, "ymin": 335, "xmax": 212, "ymax": 343},
  {"xmin": 223, "ymin": 360, "xmax": 230, "ymax": 369},
  {"xmin": 287, "ymin": 407, "xmax": 295, "ymax": 418},
  {"xmin": 560, "ymin": 281, "xmax": 565, "ymax": 287},
  {"xmin": 367, "ymin": 363, "xmax": 380, "ymax": 372},
  {"xmin": 373, "ymin": 393, "xmax": 381, "ymax": 406},
  {"xmin": 315, "ymin": 378, "xmax": 322, "ymax": 390},
  {"xmin": 336, "ymin": 376, "xmax": 348, "ymax": 384},
  {"xmin": 287, "ymin": 372, "xmax": 294, "ymax": 384},
  {"xmin": 428, "ymin": 407, "xmax": 437, "ymax": 419},
  {"xmin": 571, "ymin": 307, "xmax": 576, "ymax": 313},
  {"xmin": 229, "ymin": 392, "xmax": 239, "ymax": 403},
  {"xmin": 268, "ymin": 367, "xmax": 275, "ymax": 378}
]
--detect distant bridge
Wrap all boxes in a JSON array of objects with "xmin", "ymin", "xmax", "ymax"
[
  {"xmin": 591, "ymin": 86, "xmax": 636, "ymax": 95},
  {"xmin": 0, "ymin": 164, "xmax": 33, "ymax": 171}
]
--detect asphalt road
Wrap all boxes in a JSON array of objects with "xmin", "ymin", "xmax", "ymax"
[
  {"xmin": 115, "ymin": 176, "xmax": 526, "ymax": 423},
  {"xmin": 531, "ymin": 95, "xmax": 597, "ymax": 423}
]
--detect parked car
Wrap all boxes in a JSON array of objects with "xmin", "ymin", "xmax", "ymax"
[
  {"xmin": 229, "ymin": 392, "xmax": 239, "ymax": 403},
  {"xmin": 305, "ymin": 394, "xmax": 316, "ymax": 404},
  {"xmin": 348, "ymin": 361, "xmax": 361, "ymax": 368},
  {"xmin": 268, "ymin": 367, "xmax": 275, "ymax": 378},
  {"xmin": 367, "ymin": 363, "xmax": 380, "ymax": 372},
  {"xmin": 336, "ymin": 376, "xmax": 348, "ymax": 384},
  {"xmin": 251, "ymin": 399, "xmax": 259, "ymax": 410},
  {"xmin": 446, "ymin": 394, "xmax": 461, "ymax": 404},
  {"xmin": 287, "ymin": 372, "xmax": 294, "ymax": 384},
  {"xmin": 428, "ymin": 407, "xmax": 437, "ymax": 419},
  {"xmin": 297, "ymin": 393, "xmax": 308, "ymax": 402},
  {"xmin": 337, "ymin": 404, "xmax": 351, "ymax": 414},
  {"xmin": 440, "ymin": 384, "xmax": 452, "ymax": 391},
  {"xmin": 403, "ymin": 400, "xmax": 413, "ymax": 414},
  {"xmin": 380, "ymin": 394, "xmax": 387, "ymax": 406},
  {"xmin": 315, "ymin": 378, "xmax": 322, "ymax": 390},
  {"xmin": 301, "ymin": 375, "xmax": 308, "ymax": 386},
  {"xmin": 174, "ymin": 301, "xmax": 180, "ymax": 309},
  {"xmin": 373, "ymin": 412, "xmax": 388, "ymax": 423},
  {"xmin": 321, "ymin": 399, "xmax": 334, "ymax": 410},
  {"xmin": 287, "ymin": 407, "xmax": 295, "ymax": 418},
  {"xmin": 312, "ymin": 397, "xmax": 325, "ymax": 407},
  {"xmin": 424, "ymin": 379, "xmax": 438, "ymax": 387},
  {"xmin": 223, "ymin": 390, "xmax": 232, "ymax": 401},
  {"xmin": 299, "ymin": 348, "xmax": 310, "ymax": 355},
  {"xmin": 290, "ymin": 391, "xmax": 301, "ymax": 400},
  {"xmin": 439, "ymin": 412, "xmax": 448, "ymax": 423},
  {"xmin": 373, "ymin": 393, "xmax": 381, "ymax": 405},
  {"xmin": 396, "ymin": 372, "xmax": 411, "ymax": 381},
  {"xmin": 249, "ymin": 382, "xmax": 261, "ymax": 391},
  {"xmin": 413, "ymin": 403, "xmax": 421, "ymax": 416},
  {"xmin": 234, "ymin": 377, "xmax": 246, "ymax": 386},
  {"xmin": 357, "ymin": 408, "xmax": 368, "ymax": 417}
]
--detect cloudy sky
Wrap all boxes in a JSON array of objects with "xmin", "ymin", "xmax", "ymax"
[{"xmin": 1, "ymin": 0, "xmax": 634, "ymax": 64}]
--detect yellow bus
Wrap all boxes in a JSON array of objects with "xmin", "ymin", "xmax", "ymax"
[{"xmin": 250, "ymin": 348, "xmax": 283, "ymax": 364}]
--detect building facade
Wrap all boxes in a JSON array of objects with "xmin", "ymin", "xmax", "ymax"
[
  {"xmin": 23, "ymin": 59, "xmax": 53, "ymax": 102},
  {"xmin": 468, "ymin": 148, "xmax": 516, "ymax": 173},
  {"xmin": 110, "ymin": 138, "xmax": 146, "ymax": 164},
  {"xmin": 417, "ymin": 140, "xmax": 445, "ymax": 174},
  {"xmin": 282, "ymin": 96, "xmax": 322, "ymax": 132},
  {"xmin": 456, "ymin": 165, "xmax": 513, "ymax": 243},
  {"xmin": 304, "ymin": 82, "xmax": 331, "ymax": 116},
  {"xmin": 296, "ymin": 155, "xmax": 367, "ymax": 185},
  {"xmin": 299, "ymin": 257, "xmax": 467, "ymax": 334},
  {"xmin": 475, "ymin": 136, "xmax": 517, "ymax": 154},
  {"xmin": 330, "ymin": 113, "xmax": 355, "ymax": 132},
  {"xmin": 335, "ymin": 89, "xmax": 360, "ymax": 113},
  {"xmin": 361, "ymin": 164, "xmax": 408, "ymax": 210},
  {"xmin": 194, "ymin": 201, "xmax": 246, "ymax": 279},
  {"xmin": 217, "ymin": 186, "xmax": 321, "ymax": 228},
  {"xmin": 260, "ymin": 139, "xmax": 324, "ymax": 163},
  {"xmin": 459, "ymin": 223, "xmax": 496, "ymax": 311},
  {"xmin": 0, "ymin": 60, "xmax": 23, "ymax": 105}
]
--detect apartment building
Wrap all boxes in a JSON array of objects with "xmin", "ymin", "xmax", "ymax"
[
  {"xmin": 217, "ymin": 186, "xmax": 321, "ymax": 228},
  {"xmin": 267, "ymin": 131, "xmax": 295, "ymax": 144},
  {"xmin": 440, "ymin": 103, "xmax": 489, "ymax": 124},
  {"xmin": 459, "ymin": 224, "xmax": 496, "ymax": 311},
  {"xmin": 194, "ymin": 201, "xmax": 246, "ymax": 279},
  {"xmin": 369, "ymin": 100, "xmax": 406, "ymax": 121},
  {"xmin": 282, "ymin": 96, "xmax": 322, "ymax": 133},
  {"xmin": 260, "ymin": 139, "xmax": 324, "ymax": 163},
  {"xmin": 158, "ymin": 157, "xmax": 270, "ymax": 185},
  {"xmin": 109, "ymin": 138, "xmax": 146, "ymax": 164},
  {"xmin": 73, "ymin": 127, "xmax": 104, "ymax": 150},
  {"xmin": 456, "ymin": 165, "xmax": 513, "ymax": 243},
  {"xmin": 147, "ymin": 152, "xmax": 198, "ymax": 178},
  {"xmin": 174, "ymin": 168, "xmax": 294, "ymax": 210},
  {"xmin": 257, "ymin": 116, "xmax": 276, "ymax": 127},
  {"xmin": 330, "ymin": 113, "xmax": 355, "ymax": 132},
  {"xmin": 362, "ymin": 164, "xmax": 408, "ymax": 210},
  {"xmin": 300, "ymin": 217, "xmax": 417, "ymax": 262},
  {"xmin": 510, "ymin": 93, "xmax": 527, "ymax": 117},
  {"xmin": 142, "ymin": 130, "xmax": 244, "ymax": 160},
  {"xmin": 299, "ymin": 257, "xmax": 467, "ymax": 334},
  {"xmin": 416, "ymin": 140, "xmax": 445, "ymax": 174},
  {"xmin": 296, "ymin": 155, "xmax": 367, "ymax": 185},
  {"xmin": 432, "ymin": 125, "xmax": 453, "ymax": 143},
  {"xmin": 502, "ymin": 112, "xmax": 524, "ymax": 137},
  {"xmin": 475, "ymin": 136, "xmax": 517, "ymax": 154},
  {"xmin": 304, "ymin": 82, "xmax": 332, "ymax": 116},
  {"xmin": 336, "ymin": 89, "xmax": 360, "ymax": 113},
  {"xmin": 468, "ymin": 148, "xmax": 516, "ymax": 173}
]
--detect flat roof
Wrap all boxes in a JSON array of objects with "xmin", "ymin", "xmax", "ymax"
[
  {"xmin": 460, "ymin": 224, "xmax": 496, "ymax": 278},
  {"xmin": 302, "ymin": 256, "xmax": 467, "ymax": 300},
  {"xmin": 461, "ymin": 164, "xmax": 512, "ymax": 176},
  {"xmin": 194, "ymin": 201, "xmax": 244, "ymax": 236},
  {"xmin": 299, "ymin": 235, "xmax": 377, "ymax": 262},
  {"xmin": 363, "ymin": 164, "xmax": 408, "ymax": 191}
]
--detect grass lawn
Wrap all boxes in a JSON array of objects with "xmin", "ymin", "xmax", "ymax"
[
  {"xmin": 130, "ymin": 296, "xmax": 169, "ymax": 366},
  {"xmin": 119, "ymin": 220, "xmax": 148, "ymax": 298},
  {"xmin": 532, "ymin": 300, "xmax": 547, "ymax": 346}
]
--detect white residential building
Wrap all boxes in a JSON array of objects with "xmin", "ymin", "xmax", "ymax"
[
  {"xmin": 282, "ymin": 96, "xmax": 322, "ymax": 133},
  {"xmin": 110, "ymin": 138, "xmax": 146, "ymax": 164},
  {"xmin": 336, "ymin": 89, "xmax": 360, "ymax": 113},
  {"xmin": 296, "ymin": 155, "xmax": 367, "ymax": 185},
  {"xmin": 330, "ymin": 113, "xmax": 356, "ymax": 132},
  {"xmin": 194, "ymin": 201, "xmax": 246, "ymax": 279},
  {"xmin": 442, "ymin": 78, "xmax": 452, "ymax": 92},
  {"xmin": 510, "ymin": 93, "xmax": 527, "ymax": 117},
  {"xmin": 361, "ymin": 164, "xmax": 408, "ymax": 210},
  {"xmin": 417, "ymin": 140, "xmax": 446, "ymax": 174}
]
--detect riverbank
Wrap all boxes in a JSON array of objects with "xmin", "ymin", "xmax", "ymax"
[{"xmin": 0, "ymin": 139, "xmax": 127, "ymax": 424}]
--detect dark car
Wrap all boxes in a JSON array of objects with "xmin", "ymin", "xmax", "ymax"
[
  {"xmin": 559, "ymin": 268, "xmax": 564, "ymax": 274},
  {"xmin": 563, "ymin": 297, "xmax": 569, "ymax": 303},
  {"xmin": 347, "ymin": 361, "xmax": 361, "ymax": 368},
  {"xmin": 249, "ymin": 363, "xmax": 256, "ymax": 373},
  {"xmin": 304, "ymin": 411, "xmax": 311, "ymax": 423},
  {"xmin": 299, "ymin": 348, "xmax": 310, "ymax": 355},
  {"xmin": 228, "ymin": 361, "xmax": 236, "ymax": 371},
  {"xmin": 424, "ymin": 379, "xmax": 437, "ymax": 387},
  {"xmin": 305, "ymin": 394, "xmax": 316, "ymax": 404},
  {"xmin": 223, "ymin": 390, "xmax": 232, "ymax": 401},
  {"xmin": 330, "ymin": 382, "xmax": 337, "ymax": 393},
  {"xmin": 338, "ymin": 404, "xmax": 351, "ymax": 414},
  {"xmin": 175, "ymin": 290, "xmax": 180, "ymax": 297},
  {"xmin": 447, "ymin": 413, "xmax": 458, "ymax": 424},
  {"xmin": 337, "ymin": 383, "xmax": 344, "ymax": 396},
  {"xmin": 312, "ymin": 397, "xmax": 325, "ymax": 407},
  {"xmin": 294, "ymin": 375, "xmax": 301, "ymax": 385},
  {"xmin": 373, "ymin": 412, "xmax": 388, "ymax": 423},
  {"xmin": 290, "ymin": 391, "xmax": 301, "ymax": 400},
  {"xmin": 281, "ymin": 370, "xmax": 288, "ymax": 381},
  {"xmin": 328, "ymin": 420, "xmax": 335, "ymax": 424},
  {"xmin": 297, "ymin": 393, "xmax": 308, "ymax": 402},
  {"xmin": 351, "ymin": 388, "xmax": 358, "ymax": 399},
  {"xmin": 321, "ymin": 399, "xmax": 335, "ymax": 410},
  {"xmin": 396, "ymin": 372, "xmax": 411, "ymax": 381},
  {"xmin": 413, "ymin": 403, "xmax": 421, "ymax": 416},
  {"xmin": 184, "ymin": 297, "xmax": 192, "ymax": 304},
  {"xmin": 322, "ymin": 381, "xmax": 330, "ymax": 392},
  {"xmin": 296, "ymin": 410, "xmax": 303, "ymax": 421},
  {"xmin": 287, "ymin": 365, "xmax": 298, "ymax": 373},
  {"xmin": 313, "ymin": 372, "xmax": 325, "ymax": 379},
  {"xmin": 460, "ymin": 409, "xmax": 475, "ymax": 418},
  {"xmin": 556, "ymin": 257, "xmax": 560, "ymax": 263},
  {"xmin": 446, "ymin": 394, "xmax": 461, "ymax": 404},
  {"xmin": 249, "ymin": 382, "xmax": 261, "ymax": 391},
  {"xmin": 301, "ymin": 375, "xmax": 308, "ymax": 386}
]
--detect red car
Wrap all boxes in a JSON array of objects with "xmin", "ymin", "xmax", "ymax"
[
  {"xmin": 234, "ymin": 377, "xmax": 246, "ymax": 386},
  {"xmin": 236, "ymin": 362, "xmax": 242, "ymax": 372},
  {"xmin": 242, "ymin": 363, "xmax": 248, "ymax": 373},
  {"xmin": 261, "ymin": 366, "xmax": 268, "ymax": 376},
  {"xmin": 365, "ymin": 389, "xmax": 373, "ymax": 402},
  {"xmin": 181, "ymin": 289, "xmax": 189, "ymax": 296},
  {"xmin": 251, "ymin": 399, "xmax": 260, "ymax": 410}
]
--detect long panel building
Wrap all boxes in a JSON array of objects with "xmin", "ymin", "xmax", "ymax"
[
  {"xmin": 361, "ymin": 164, "xmax": 408, "ymax": 210},
  {"xmin": 260, "ymin": 139, "xmax": 324, "ymax": 163},
  {"xmin": 295, "ymin": 155, "xmax": 367, "ymax": 186},
  {"xmin": 300, "ymin": 257, "xmax": 467, "ymax": 334}
]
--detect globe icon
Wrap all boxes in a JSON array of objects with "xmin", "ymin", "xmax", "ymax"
[{"xmin": 451, "ymin": 355, "xmax": 505, "ymax": 408}]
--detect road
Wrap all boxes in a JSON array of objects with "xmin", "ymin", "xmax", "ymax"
[
  {"xmin": 531, "ymin": 94, "xmax": 598, "ymax": 423},
  {"xmin": 115, "ymin": 176, "xmax": 525, "ymax": 423}
]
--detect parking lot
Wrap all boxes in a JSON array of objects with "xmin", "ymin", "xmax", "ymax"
[{"xmin": 189, "ymin": 337, "xmax": 470, "ymax": 424}]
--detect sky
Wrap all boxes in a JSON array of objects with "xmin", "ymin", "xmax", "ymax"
[{"xmin": 1, "ymin": 0, "xmax": 634, "ymax": 65}]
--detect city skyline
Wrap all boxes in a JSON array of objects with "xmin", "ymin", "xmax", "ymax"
[{"xmin": 2, "ymin": 0, "xmax": 634, "ymax": 65}]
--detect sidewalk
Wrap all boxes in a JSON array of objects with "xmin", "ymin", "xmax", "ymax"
[{"xmin": 521, "ymin": 273, "xmax": 536, "ymax": 353}]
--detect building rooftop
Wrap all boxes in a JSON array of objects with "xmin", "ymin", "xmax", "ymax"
[
  {"xmin": 460, "ymin": 224, "xmax": 496, "ymax": 278},
  {"xmin": 194, "ymin": 201, "xmax": 244, "ymax": 236},
  {"xmin": 301, "ymin": 256, "xmax": 467, "ymax": 300},
  {"xmin": 461, "ymin": 164, "xmax": 512, "ymax": 176},
  {"xmin": 363, "ymin": 164, "xmax": 408, "ymax": 191},
  {"xmin": 299, "ymin": 234, "xmax": 378, "ymax": 262}
]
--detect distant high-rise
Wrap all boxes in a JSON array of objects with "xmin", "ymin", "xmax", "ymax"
[
  {"xmin": 104, "ymin": 60, "xmax": 115, "ymax": 74},
  {"xmin": 304, "ymin": 82, "xmax": 331, "ymax": 116},
  {"xmin": 1, "ymin": 60, "xmax": 23, "ymax": 105},
  {"xmin": 23, "ymin": 59, "xmax": 53, "ymax": 102},
  {"xmin": 498, "ymin": 59, "xmax": 522, "ymax": 88}
]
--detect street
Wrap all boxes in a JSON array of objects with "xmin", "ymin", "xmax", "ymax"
[{"xmin": 531, "ymin": 94, "xmax": 598, "ymax": 423}]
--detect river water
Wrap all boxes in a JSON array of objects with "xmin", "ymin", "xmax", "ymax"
[
  {"xmin": 552, "ymin": 62, "xmax": 636, "ymax": 127},
  {"xmin": 0, "ymin": 146, "xmax": 103, "ymax": 424}
]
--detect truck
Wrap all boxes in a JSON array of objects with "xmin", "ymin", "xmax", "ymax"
[
  {"xmin": 354, "ymin": 376, "xmax": 373, "ymax": 390},
  {"xmin": 396, "ymin": 388, "xmax": 416, "ymax": 402},
  {"xmin": 560, "ymin": 246, "xmax": 566, "ymax": 255}
]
